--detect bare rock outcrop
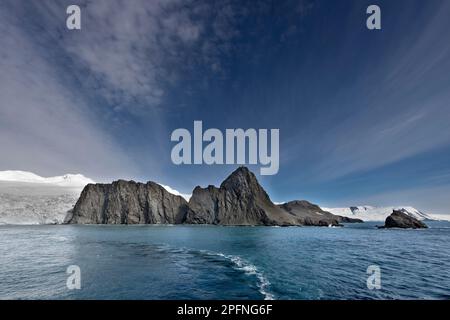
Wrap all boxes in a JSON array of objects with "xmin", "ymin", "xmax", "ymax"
[
  {"xmin": 185, "ymin": 167, "xmax": 360, "ymax": 226},
  {"xmin": 279, "ymin": 200, "xmax": 362, "ymax": 226},
  {"xmin": 185, "ymin": 167, "xmax": 297, "ymax": 225},
  {"xmin": 379, "ymin": 210, "xmax": 428, "ymax": 229},
  {"xmin": 67, "ymin": 180, "xmax": 188, "ymax": 224},
  {"xmin": 68, "ymin": 166, "xmax": 362, "ymax": 226}
]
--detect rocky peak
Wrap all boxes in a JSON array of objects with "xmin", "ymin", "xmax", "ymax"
[
  {"xmin": 219, "ymin": 166, "xmax": 270, "ymax": 201},
  {"xmin": 380, "ymin": 210, "xmax": 428, "ymax": 229},
  {"xmin": 221, "ymin": 166, "xmax": 257, "ymax": 188},
  {"xmin": 282, "ymin": 200, "xmax": 322, "ymax": 211}
]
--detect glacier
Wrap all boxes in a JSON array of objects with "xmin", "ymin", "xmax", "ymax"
[
  {"xmin": 322, "ymin": 205, "xmax": 433, "ymax": 222},
  {"xmin": 0, "ymin": 171, "xmax": 93, "ymax": 225},
  {"xmin": 0, "ymin": 182, "xmax": 82, "ymax": 225}
]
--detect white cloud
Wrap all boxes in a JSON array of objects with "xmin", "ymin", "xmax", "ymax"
[
  {"xmin": 30, "ymin": 0, "xmax": 247, "ymax": 112},
  {"xmin": 0, "ymin": 0, "xmax": 267, "ymax": 181}
]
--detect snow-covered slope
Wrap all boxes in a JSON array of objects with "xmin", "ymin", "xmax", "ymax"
[
  {"xmin": 428, "ymin": 214, "xmax": 450, "ymax": 221},
  {"xmin": 322, "ymin": 205, "xmax": 433, "ymax": 221},
  {"xmin": 0, "ymin": 170, "xmax": 94, "ymax": 187},
  {"xmin": 159, "ymin": 184, "xmax": 191, "ymax": 201},
  {"xmin": 0, "ymin": 171, "xmax": 94, "ymax": 225}
]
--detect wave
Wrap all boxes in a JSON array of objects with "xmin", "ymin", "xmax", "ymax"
[
  {"xmin": 199, "ymin": 250, "xmax": 275, "ymax": 300},
  {"xmin": 155, "ymin": 244, "xmax": 275, "ymax": 300},
  {"xmin": 106, "ymin": 242, "xmax": 275, "ymax": 300},
  {"xmin": 48, "ymin": 235, "xmax": 70, "ymax": 242}
]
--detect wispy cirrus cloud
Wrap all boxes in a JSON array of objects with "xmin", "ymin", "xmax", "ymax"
[
  {"xmin": 0, "ymin": 0, "xmax": 253, "ymax": 177},
  {"xmin": 282, "ymin": 0, "xmax": 450, "ymax": 182},
  {"xmin": 0, "ymin": 2, "xmax": 137, "ymax": 179},
  {"xmin": 26, "ymin": 0, "xmax": 252, "ymax": 112},
  {"xmin": 23, "ymin": 0, "xmax": 314, "ymax": 112},
  {"xmin": 0, "ymin": 0, "xmax": 316, "ymax": 181}
]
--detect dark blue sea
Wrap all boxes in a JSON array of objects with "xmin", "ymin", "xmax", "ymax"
[{"xmin": 1, "ymin": 222, "xmax": 449, "ymax": 300}]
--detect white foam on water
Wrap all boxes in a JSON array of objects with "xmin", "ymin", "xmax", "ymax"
[
  {"xmin": 205, "ymin": 251, "xmax": 275, "ymax": 300},
  {"xmin": 151, "ymin": 245, "xmax": 276, "ymax": 300},
  {"xmin": 48, "ymin": 235, "xmax": 70, "ymax": 242}
]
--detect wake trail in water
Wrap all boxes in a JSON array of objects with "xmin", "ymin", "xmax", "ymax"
[
  {"xmin": 155, "ymin": 244, "xmax": 275, "ymax": 300},
  {"xmin": 199, "ymin": 250, "xmax": 275, "ymax": 300}
]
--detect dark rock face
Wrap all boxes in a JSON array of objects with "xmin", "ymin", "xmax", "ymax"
[
  {"xmin": 279, "ymin": 200, "xmax": 363, "ymax": 226},
  {"xmin": 185, "ymin": 167, "xmax": 297, "ymax": 225},
  {"xmin": 67, "ymin": 180, "xmax": 188, "ymax": 224},
  {"xmin": 380, "ymin": 210, "xmax": 428, "ymax": 229},
  {"xmin": 68, "ymin": 166, "xmax": 362, "ymax": 226},
  {"xmin": 185, "ymin": 167, "xmax": 360, "ymax": 226}
]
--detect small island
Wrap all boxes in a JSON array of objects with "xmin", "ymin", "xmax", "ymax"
[
  {"xmin": 379, "ymin": 210, "xmax": 428, "ymax": 229},
  {"xmin": 66, "ymin": 166, "xmax": 362, "ymax": 227}
]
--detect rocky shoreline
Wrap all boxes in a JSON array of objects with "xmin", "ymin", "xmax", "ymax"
[{"xmin": 66, "ymin": 166, "xmax": 362, "ymax": 226}]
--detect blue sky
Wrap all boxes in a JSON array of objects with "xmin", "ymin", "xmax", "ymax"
[{"xmin": 1, "ymin": 0, "xmax": 450, "ymax": 214}]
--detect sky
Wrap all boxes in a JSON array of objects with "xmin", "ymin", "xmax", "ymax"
[{"xmin": 1, "ymin": 0, "xmax": 450, "ymax": 214}]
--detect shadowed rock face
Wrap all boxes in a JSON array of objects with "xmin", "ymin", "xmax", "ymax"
[
  {"xmin": 380, "ymin": 210, "xmax": 428, "ymax": 229},
  {"xmin": 68, "ymin": 166, "xmax": 362, "ymax": 226},
  {"xmin": 185, "ymin": 167, "xmax": 360, "ymax": 226},
  {"xmin": 279, "ymin": 200, "xmax": 363, "ymax": 226},
  {"xmin": 67, "ymin": 180, "xmax": 188, "ymax": 224},
  {"xmin": 185, "ymin": 167, "xmax": 296, "ymax": 225}
]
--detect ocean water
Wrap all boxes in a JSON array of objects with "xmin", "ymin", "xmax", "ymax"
[{"xmin": 0, "ymin": 222, "xmax": 449, "ymax": 300}]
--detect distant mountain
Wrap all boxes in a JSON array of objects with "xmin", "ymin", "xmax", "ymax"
[
  {"xmin": 0, "ymin": 170, "xmax": 94, "ymax": 187},
  {"xmin": 0, "ymin": 171, "xmax": 94, "ymax": 225},
  {"xmin": 322, "ymin": 205, "xmax": 433, "ymax": 221},
  {"xmin": 278, "ymin": 201, "xmax": 362, "ymax": 225}
]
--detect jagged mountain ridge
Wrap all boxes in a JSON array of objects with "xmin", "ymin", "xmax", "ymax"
[
  {"xmin": 1, "ymin": 168, "xmax": 437, "ymax": 225},
  {"xmin": 185, "ymin": 167, "xmax": 297, "ymax": 225},
  {"xmin": 68, "ymin": 167, "xmax": 361, "ymax": 226}
]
